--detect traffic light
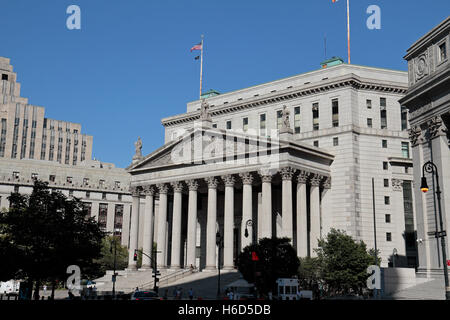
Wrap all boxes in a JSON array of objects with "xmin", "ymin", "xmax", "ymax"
[{"xmin": 133, "ymin": 251, "xmax": 138, "ymax": 261}]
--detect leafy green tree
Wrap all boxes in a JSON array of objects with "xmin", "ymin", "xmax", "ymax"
[
  {"xmin": 237, "ymin": 237, "xmax": 300, "ymax": 295},
  {"xmin": 315, "ymin": 228, "xmax": 377, "ymax": 296},
  {"xmin": 93, "ymin": 236, "xmax": 129, "ymax": 278},
  {"xmin": 0, "ymin": 181, "xmax": 105, "ymax": 299},
  {"xmin": 298, "ymin": 257, "xmax": 322, "ymax": 291}
]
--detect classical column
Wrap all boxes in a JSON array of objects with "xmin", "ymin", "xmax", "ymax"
[
  {"xmin": 222, "ymin": 174, "xmax": 235, "ymax": 270},
  {"xmin": 205, "ymin": 177, "xmax": 218, "ymax": 270},
  {"xmin": 170, "ymin": 182, "xmax": 183, "ymax": 269},
  {"xmin": 260, "ymin": 171, "xmax": 273, "ymax": 239},
  {"xmin": 128, "ymin": 187, "xmax": 141, "ymax": 270},
  {"xmin": 240, "ymin": 172, "xmax": 254, "ymax": 249},
  {"xmin": 156, "ymin": 183, "xmax": 169, "ymax": 268},
  {"xmin": 310, "ymin": 174, "xmax": 322, "ymax": 257},
  {"xmin": 281, "ymin": 167, "xmax": 295, "ymax": 242},
  {"xmin": 141, "ymin": 186, "xmax": 155, "ymax": 269},
  {"xmin": 186, "ymin": 180, "xmax": 199, "ymax": 268},
  {"xmin": 296, "ymin": 171, "xmax": 309, "ymax": 257},
  {"xmin": 392, "ymin": 179, "xmax": 407, "ymax": 257}
]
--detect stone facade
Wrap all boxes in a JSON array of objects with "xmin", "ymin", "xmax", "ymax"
[
  {"xmin": 0, "ymin": 57, "xmax": 93, "ymax": 165},
  {"xmin": 128, "ymin": 61, "xmax": 416, "ymax": 269},
  {"xmin": 0, "ymin": 57, "xmax": 132, "ymax": 246},
  {"xmin": 399, "ymin": 17, "xmax": 450, "ymax": 276}
]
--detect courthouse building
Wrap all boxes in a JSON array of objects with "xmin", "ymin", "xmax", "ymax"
[
  {"xmin": 399, "ymin": 17, "xmax": 450, "ymax": 277},
  {"xmin": 127, "ymin": 58, "xmax": 417, "ymax": 270},
  {"xmin": 0, "ymin": 57, "xmax": 132, "ymax": 245}
]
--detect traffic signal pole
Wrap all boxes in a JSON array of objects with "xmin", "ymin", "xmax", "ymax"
[{"xmin": 134, "ymin": 249, "xmax": 161, "ymax": 293}]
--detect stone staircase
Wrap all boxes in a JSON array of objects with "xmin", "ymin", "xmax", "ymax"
[
  {"xmin": 94, "ymin": 268, "xmax": 242, "ymax": 299},
  {"xmin": 386, "ymin": 278, "xmax": 445, "ymax": 300}
]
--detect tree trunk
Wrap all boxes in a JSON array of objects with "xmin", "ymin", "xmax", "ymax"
[
  {"xmin": 33, "ymin": 280, "xmax": 40, "ymax": 300},
  {"xmin": 51, "ymin": 280, "xmax": 56, "ymax": 300}
]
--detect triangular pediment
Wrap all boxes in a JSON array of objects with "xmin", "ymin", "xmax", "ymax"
[{"xmin": 127, "ymin": 127, "xmax": 285, "ymax": 172}]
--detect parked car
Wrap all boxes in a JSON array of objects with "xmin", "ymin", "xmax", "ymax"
[{"xmin": 131, "ymin": 291, "xmax": 162, "ymax": 301}]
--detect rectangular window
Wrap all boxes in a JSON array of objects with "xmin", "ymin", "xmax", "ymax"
[
  {"xmin": 385, "ymin": 196, "xmax": 390, "ymax": 205},
  {"xmin": 83, "ymin": 202, "xmax": 92, "ymax": 219},
  {"xmin": 212, "ymin": 123, "xmax": 217, "ymax": 128},
  {"xmin": 99, "ymin": 179, "xmax": 105, "ymax": 187},
  {"xmin": 313, "ymin": 140, "xmax": 319, "ymax": 147},
  {"xmin": 333, "ymin": 137, "xmax": 339, "ymax": 146},
  {"xmin": 401, "ymin": 107, "xmax": 408, "ymax": 131},
  {"xmin": 49, "ymin": 175, "xmax": 56, "ymax": 182},
  {"xmin": 114, "ymin": 204, "xmax": 124, "ymax": 238},
  {"xmin": 384, "ymin": 179, "xmax": 389, "ymax": 187},
  {"xmin": 242, "ymin": 117, "xmax": 248, "ymax": 132},
  {"xmin": 277, "ymin": 110, "xmax": 283, "ymax": 130},
  {"xmin": 380, "ymin": 98, "xmax": 386, "ymax": 108},
  {"xmin": 439, "ymin": 42, "xmax": 447, "ymax": 62},
  {"xmin": 1, "ymin": 74, "xmax": 8, "ymax": 81},
  {"xmin": 86, "ymin": 191, "xmax": 90, "ymax": 198},
  {"xmin": 226, "ymin": 120, "xmax": 232, "ymax": 130},
  {"xmin": 367, "ymin": 118, "xmax": 373, "ymax": 128},
  {"xmin": 366, "ymin": 99, "xmax": 372, "ymax": 109},
  {"xmin": 102, "ymin": 192, "xmax": 107, "ymax": 200},
  {"xmin": 66, "ymin": 176, "xmax": 73, "ymax": 184},
  {"xmin": 115, "ymin": 181, "xmax": 121, "ymax": 188},
  {"xmin": 294, "ymin": 107, "xmax": 301, "ymax": 134},
  {"xmin": 402, "ymin": 142, "xmax": 410, "ymax": 158},
  {"xmin": 13, "ymin": 171, "xmax": 20, "ymax": 179},
  {"xmin": 380, "ymin": 108, "xmax": 387, "ymax": 129},
  {"xmin": 312, "ymin": 103, "xmax": 319, "ymax": 130},
  {"xmin": 383, "ymin": 161, "xmax": 388, "ymax": 170},
  {"xmin": 260, "ymin": 113, "xmax": 266, "ymax": 136},
  {"xmin": 98, "ymin": 203, "xmax": 108, "ymax": 230},
  {"xmin": 332, "ymin": 99, "xmax": 339, "ymax": 127},
  {"xmin": 386, "ymin": 232, "xmax": 392, "ymax": 242},
  {"xmin": 385, "ymin": 214, "xmax": 391, "ymax": 223},
  {"xmin": 382, "ymin": 140, "xmax": 388, "ymax": 148},
  {"xmin": 31, "ymin": 173, "xmax": 38, "ymax": 181}
]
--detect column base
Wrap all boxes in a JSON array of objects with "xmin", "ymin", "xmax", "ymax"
[
  {"xmin": 138, "ymin": 265, "xmax": 152, "ymax": 271},
  {"xmin": 168, "ymin": 266, "xmax": 181, "ymax": 271},
  {"xmin": 125, "ymin": 266, "xmax": 137, "ymax": 272},
  {"xmin": 223, "ymin": 266, "xmax": 235, "ymax": 271},
  {"xmin": 202, "ymin": 266, "xmax": 217, "ymax": 272}
]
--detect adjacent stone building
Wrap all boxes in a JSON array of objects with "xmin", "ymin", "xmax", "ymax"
[
  {"xmin": 127, "ymin": 59, "xmax": 416, "ymax": 270},
  {"xmin": 399, "ymin": 16, "xmax": 450, "ymax": 277},
  {"xmin": 0, "ymin": 57, "xmax": 132, "ymax": 246}
]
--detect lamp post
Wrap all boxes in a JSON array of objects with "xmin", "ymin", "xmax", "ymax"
[
  {"xmin": 420, "ymin": 161, "xmax": 450, "ymax": 300},
  {"xmin": 216, "ymin": 231, "xmax": 223, "ymax": 299},
  {"xmin": 244, "ymin": 219, "xmax": 258, "ymax": 298}
]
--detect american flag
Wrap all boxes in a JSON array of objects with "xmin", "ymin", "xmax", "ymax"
[{"xmin": 190, "ymin": 42, "xmax": 202, "ymax": 52}]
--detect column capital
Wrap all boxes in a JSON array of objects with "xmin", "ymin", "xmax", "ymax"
[
  {"xmin": 280, "ymin": 167, "xmax": 295, "ymax": 181},
  {"xmin": 310, "ymin": 174, "xmax": 322, "ymax": 187},
  {"xmin": 392, "ymin": 178, "xmax": 403, "ymax": 192},
  {"xmin": 143, "ymin": 185, "xmax": 155, "ymax": 196},
  {"xmin": 427, "ymin": 115, "xmax": 448, "ymax": 140},
  {"xmin": 187, "ymin": 179, "xmax": 199, "ymax": 191},
  {"xmin": 408, "ymin": 125, "xmax": 424, "ymax": 147},
  {"xmin": 259, "ymin": 170, "xmax": 272, "ymax": 183},
  {"xmin": 221, "ymin": 174, "xmax": 235, "ymax": 187},
  {"xmin": 130, "ymin": 186, "xmax": 142, "ymax": 196},
  {"xmin": 157, "ymin": 183, "xmax": 169, "ymax": 194},
  {"xmin": 171, "ymin": 181, "xmax": 184, "ymax": 193},
  {"xmin": 322, "ymin": 176, "xmax": 332, "ymax": 189},
  {"xmin": 205, "ymin": 177, "xmax": 219, "ymax": 189},
  {"xmin": 239, "ymin": 172, "xmax": 254, "ymax": 185},
  {"xmin": 297, "ymin": 170, "xmax": 309, "ymax": 184}
]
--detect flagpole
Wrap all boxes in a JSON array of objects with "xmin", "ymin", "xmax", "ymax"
[
  {"xmin": 347, "ymin": 0, "xmax": 351, "ymax": 64},
  {"xmin": 199, "ymin": 35, "xmax": 204, "ymax": 99}
]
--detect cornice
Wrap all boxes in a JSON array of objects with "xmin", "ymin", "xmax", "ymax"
[{"xmin": 162, "ymin": 75, "xmax": 408, "ymax": 128}]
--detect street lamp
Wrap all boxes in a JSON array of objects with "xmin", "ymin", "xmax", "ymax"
[
  {"xmin": 244, "ymin": 219, "xmax": 254, "ymax": 243},
  {"xmin": 420, "ymin": 161, "xmax": 450, "ymax": 300},
  {"xmin": 216, "ymin": 231, "xmax": 223, "ymax": 299},
  {"xmin": 244, "ymin": 219, "xmax": 258, "ymax": 298}
]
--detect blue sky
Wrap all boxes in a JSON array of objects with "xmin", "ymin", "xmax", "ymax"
[{"xmin": 0, "ymin": 0, "xmax": 448, "ymax": 168}]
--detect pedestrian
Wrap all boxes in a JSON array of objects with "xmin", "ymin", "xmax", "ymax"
[
  {"xmin": 188, "ymin": 288, "xmax": 193, "ymax": 300},
  {"xmin": 163, "ymin": 289, "xmax": 168, "ymax": 300},
  {"xmin": 227, "ymin": 290, "xmax": 234, "ymax": 300},
  {"xmin": 173, "ymin": 287, "xmax": 177, "ymax": 298},
  {"xmin": 43, "ymin": 285, "xmax": 47, "ymax": 297},
  {"xmin": 135, "ymin": 287, "xmax": 139, "ymax": 292},
  {"xmin": 176, "ymin": 287, "xmax": 181, "ymax": 300}
]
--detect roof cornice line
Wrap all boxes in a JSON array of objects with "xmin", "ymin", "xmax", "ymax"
[{"xmin": 162, "ymin": 75, "xmax": 408, "ymax": 127}]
